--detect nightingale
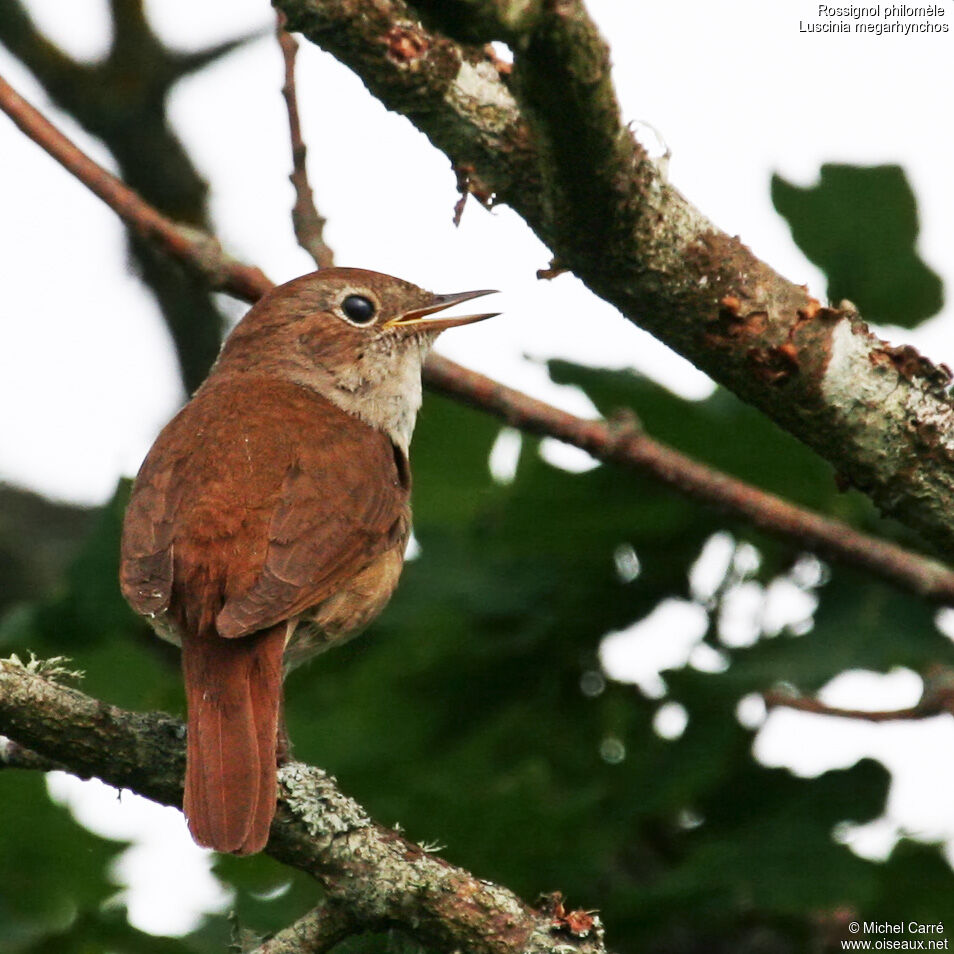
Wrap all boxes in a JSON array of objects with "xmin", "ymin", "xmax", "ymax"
[{"xmin": 120, "ymin": 267, "xmax": 496, "ymax": 855}]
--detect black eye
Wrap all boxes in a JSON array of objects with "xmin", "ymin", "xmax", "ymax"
[{"xmin": 342, "ymin": 294, "xmax": 376, "ymax": 324}]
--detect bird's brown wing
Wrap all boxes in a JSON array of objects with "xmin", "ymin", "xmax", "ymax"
[
  {"xmin": 215, "ymin": 396, "xmax": 410, "ymax": 639},
  {"xmin": 119, "ymin": 410, "xmax": 189, "ymax": 624},
  {"xmin": 121, "ymin": 376, "xmax": 410, "ymax": 640}
]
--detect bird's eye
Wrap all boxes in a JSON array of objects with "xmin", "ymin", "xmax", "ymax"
[{"xmin": 341, "ymin": 294, "xmax": 377, "ymax": 324}]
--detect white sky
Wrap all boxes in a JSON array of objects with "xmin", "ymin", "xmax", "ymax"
[{"xmin": 1, "ymin": 0, "xmax": 953, "ymax": 936}]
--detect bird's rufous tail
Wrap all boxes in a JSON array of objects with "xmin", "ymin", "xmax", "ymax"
[{"xmin": 181, "ymin": 622, "xmax": 285, "ymax": 854}]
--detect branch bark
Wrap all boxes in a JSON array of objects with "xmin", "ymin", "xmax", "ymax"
[
  {"xmin": 0, "ymin": 657, "xmax": 606, "ymax": 954},
  {"xmin": 275, "ymin": 0, "xmax": 954, "ymax": 560},
  {"xmin": 248, "ymin": 902, "xmax": 357, "ymax": 954}
]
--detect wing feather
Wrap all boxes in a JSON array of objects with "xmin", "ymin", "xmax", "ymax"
[
  {"xmin": 120, "ymin": 376, "xmax": 409, "ymax": 641},
  {"xmin": 120, "ymin": 439, "xmax": 184, "ymax": 619},
  {"xmin": 216, "ymin": 413, "xmax": 407, "ymax": 638}
]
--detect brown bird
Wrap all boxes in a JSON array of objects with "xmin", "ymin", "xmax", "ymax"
[{"xmin": 120, "ymin": 268, "xmax": 496, "ymax": 855}]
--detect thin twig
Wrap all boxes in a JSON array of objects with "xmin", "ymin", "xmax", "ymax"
[
  {"xmin": 277, "ymin": 12, "xmax": 334, "ymax": 268},
  {"xmin": 424, "ymin": 357, "xmax": 954, "ymax": 605},
  {"xmin": 4, "ymin": 70, "xmax": 954, "ymax": 606},
  {"xmin": 762, "ymin": 689, "xmax": 953, "ymax": 723}
]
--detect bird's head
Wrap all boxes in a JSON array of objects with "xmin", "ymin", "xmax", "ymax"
[{"xmin": 213, "ymin": 267, "xmax": 498, "ymax": 449}]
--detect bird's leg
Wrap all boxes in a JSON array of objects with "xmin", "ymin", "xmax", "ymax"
[{"xmin": 276, "ymin": 705, "xmax": 293, "ymax": 764}]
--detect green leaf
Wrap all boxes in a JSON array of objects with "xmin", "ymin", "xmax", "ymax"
[
  {"xmin": 548, "ymin": 358, "xmax": 929, "ymax": 554},
  {"xmin": 209, "ymin": 852, "xmax": 317, "ymax": 938},
  {"xmin": 548, "ymin": 359, "xmax": 842, "ymax": 513},
  {"xmin": 772, "ymin": 164, "xmax": 943, "ymax": 327},
  {"xmin": 614, "ymin": 758, "xmax": 888, "ymax": 941}
]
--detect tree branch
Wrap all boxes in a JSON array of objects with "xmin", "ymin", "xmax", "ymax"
[
  {"xmin": 423, "ymin": 362, "xmax": 954, "ymax": 606},
  {"xmin": 763, "ymin": 680, "xmax": 954, "ymax": 723},
  {"xmin": 2, "ymin": 70, "xmax": 953, "ymax": 608},
  {"xmin": 249, "ymin": 902, "xmax": 357, "ymax": 954},
  {"xmin": 0, "ymin": 657, "xmax": 606, "ymax": 954},
  {"xmin": 0, "ymin": 736, "xmax": 64, "ymax": 772},
  {"xmin": 0, "ymin": 0, "xmax": 81, "ymax": 94},
  {"xmin": 277, "ymin": 12, "xmax": 335, "ymax": 269},
  {"xmin": 415, "ymin": 0, "xmax": 635, "ymax": 262},
  {"xmin": 275, "ymin": 0, "xmax": 954, "ymax": 560},
  {"xmin": 0, "ymin": 74, "xmax": 271, "ymax": 304}
]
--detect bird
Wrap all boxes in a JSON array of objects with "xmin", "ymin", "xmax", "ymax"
[{"xmin": 119, "ymin": 267, "xmax": 497, "ymax": 855}]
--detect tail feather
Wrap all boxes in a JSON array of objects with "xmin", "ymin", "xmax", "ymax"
[
  {"xmin": 181, "ymin": 623, "xmax": 286, "ymax": 854},
  {"xmin": 238, "ymin": 627, "xmax": 286, "ymax": 854}
]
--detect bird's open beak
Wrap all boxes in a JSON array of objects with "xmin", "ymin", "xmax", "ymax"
[{"xmin": 386, "ymin": 288, "xmax": 499, "ymax": 334}]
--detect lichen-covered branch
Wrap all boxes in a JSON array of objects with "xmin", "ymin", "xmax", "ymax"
[
  {"xmin": 414, "ymin": 0, "xmax": 638, "ymax": 263},
  {"xmin": 278, "ymin": 0, "xmax": 544, "ymax": 227},
  {"xmin": 0, "ymin": 658, "xmax": 606, "ymax": 954},
  {"xmin": 249, "ymin": 902, "xmax": 357, "ymax": 954},
  {"xmin": 0, "ymin": 735, "xmax": 63, "ymax": 772},
  {"xmin": 276, "ymin": 0, "xmax": 954, "ymax": 559}
]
